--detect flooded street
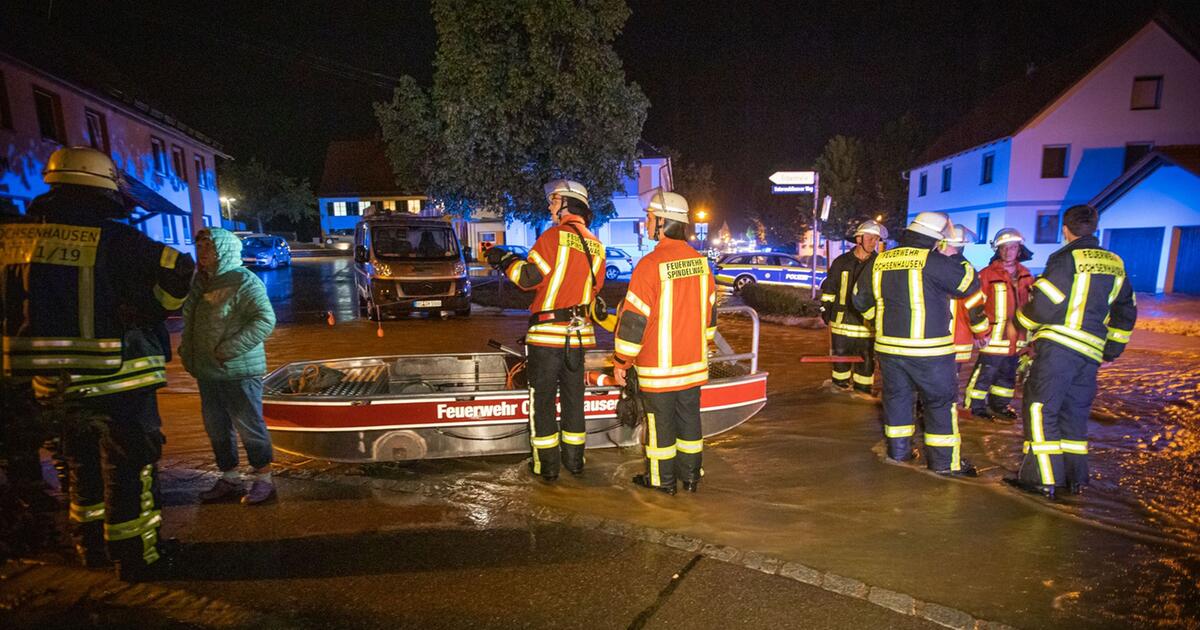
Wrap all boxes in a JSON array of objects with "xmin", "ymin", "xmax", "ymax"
[{"xmin": 145, "ymin": 259, "xmax": 1199, "ymax": 628}]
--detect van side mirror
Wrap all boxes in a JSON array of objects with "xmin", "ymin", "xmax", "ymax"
[{"xmin": 354, "ymin": 245, "xmax": 368, "ymax": 263}]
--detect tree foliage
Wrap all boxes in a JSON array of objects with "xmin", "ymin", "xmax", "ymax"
[
  {"xmin": 814, "ymin": 135, "xmax": 869, "ymax": 241},
  {"xmin": 660, "ymin": 146, "xmax": 716, "ymax": 209},
  {"xmin": 867, "ymin": 112, "xmax": 924, "ymax": 236},
  {"xmin": 747, "ymin": 184, "xmax": 810, "ymax": 247},
  {"xmin": 374, "ymin": 0, "xmax": 649, "ymax": 227},
  {"xmin": 218, "ymin": 159, "xmax": 316, "ymax": 233}
]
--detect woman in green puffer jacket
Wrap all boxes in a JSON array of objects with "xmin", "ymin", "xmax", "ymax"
[{"xmin": 180, "ymin": 228, "xmax": 278, "ymax": 505}]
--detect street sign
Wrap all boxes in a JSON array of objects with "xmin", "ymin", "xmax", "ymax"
[
  {"xmin": 769, "ymin": 171, "xmax": 816, "ymax": 186},
  {"xmin": 771, "ymin": 184, "xmax": 814, "ymax": 195},
  {"xmin": 821, "ymin": 195, "xmax": 832, "ymax": 221}
]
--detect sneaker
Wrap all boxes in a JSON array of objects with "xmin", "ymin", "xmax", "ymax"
[
  {"xmin": 632, "ymin": 474, "xmax": 676, "ymax": 495},
  {"xmin": 241, "ymin": 479, "xmax": 277, "ymax": 506},
  {"xmin": 199, "ymin": 478, "xmax": 243, "ymax": 503}
]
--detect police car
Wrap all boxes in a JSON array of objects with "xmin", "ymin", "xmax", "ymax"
[{"xmin": 714, "ymin": 252, "xmax": 827, "ymax": 292}]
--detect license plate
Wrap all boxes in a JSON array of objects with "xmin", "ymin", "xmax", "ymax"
[{"xmin": 414, "ymin": 300, "xmax": 441, "ymax": 308}]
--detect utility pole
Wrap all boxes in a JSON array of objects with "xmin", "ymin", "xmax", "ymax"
[{"xmin": 811, "ymin": 173, "xmax": 820, "ymax": 299}]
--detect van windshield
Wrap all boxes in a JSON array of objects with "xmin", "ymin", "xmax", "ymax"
[{"xmin": 371, "ymin": 226, "xmax": 460, "ymax": 260}]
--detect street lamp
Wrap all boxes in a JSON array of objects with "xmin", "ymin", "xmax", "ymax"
[{"xmin": 219, "ymin": 197, "xmax": 237, "ymax": 221}]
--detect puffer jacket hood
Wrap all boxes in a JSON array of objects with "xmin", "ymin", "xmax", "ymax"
[{"xmin": 198, "ymin": 227, "xmax": 244, "ymax": 276}]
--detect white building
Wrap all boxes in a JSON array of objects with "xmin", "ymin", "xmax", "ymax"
[{"xmin": 906, "ymin": 15, "xmax": 1200, "ymax": 293}]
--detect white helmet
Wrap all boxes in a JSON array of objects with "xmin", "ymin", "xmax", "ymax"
[
  {"xmin": 544, "ymin": 179, "xmax": 590, "ymax": 208},
  {"xmin": 990, "ymin": 228, "xmax": 1025, "ymax": 250},
  {"xmin": 854, "ymin": 219, "xmax": 889, "ymax": 240},
  {"xmin": 944, "ymin": 223, "xmax": 976, "ymax": 247},
  {"xmin": 639, "ymin": 188, "xmax": 691, "ymax": 224},
  {"xmin": 907, "ymin": 211, "xmax": 951, "ymax": 240}
]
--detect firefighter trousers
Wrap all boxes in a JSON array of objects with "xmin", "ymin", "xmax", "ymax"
[
  {"xmin": 641, "ymin": 386, "xmax": 702, "ymax": 487},
  {"xmin": 1018, "ymin": 342, "xmax": 1097, "ymax": 489},
  {"xmin": 879, "ymin": 354, "xmax": 962, "ymax": 472},
  {"xmin": 61, "ymin": 388, "xmax": 165, "ymax": 568},
  {"xmin": 830, "ymin": 333, "xmax": 874, "ymax": 393},
  {"xmin": 965, "ymin": 354, "xmax": 1018, "ymax": 413},
  {"xmin": 525, "ymin": 343, "xmax": 586, "ymax": 476}
]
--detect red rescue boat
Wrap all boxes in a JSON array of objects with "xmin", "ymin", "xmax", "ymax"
[{"xmin": 263, "ymin": 306, "xmax": 767, "ymax": 462}]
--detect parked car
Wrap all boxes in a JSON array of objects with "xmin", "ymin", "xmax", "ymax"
[
  {"xmin": 323, "ymin": 228, "xmax": 355, "ymax": 251},
  {"xmin": 353, "ymin": 215, "xmax": 471, "ymax": 319},
  {"xmin": 604, "ymin": 247, "xmax": 635, "ymax": 280},
  {"xmin": 714, "ymin": 252, "xmax": 827, "ymax": 292},
  {"xmin": 489, "ymin": 244, "xmax": 529, "ymax": 259},
  {"xmin": 240, "ymin": 234, "xmax": 292, "ymax": 269}
]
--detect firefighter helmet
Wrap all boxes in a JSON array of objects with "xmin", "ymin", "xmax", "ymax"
[
  {"xmin": 944, "ymin": 223, "xmax": 976, "ymax": 247},
  {"xmin": 544, "ymin": 179, "xmax": 590, "ymax": 208},
  {"xmin": 43, "ymin": 146, "xmax": 119, "ymax": 191},
  {"xmin": 640, "ymin": 188, "xmax": 691, "ymax": 224},
  {"xmin": 990, "ymin": 228, "xmax": 1025, "ymax": 250},
  {"xmin": 907, "ymin": 211, "xmax": 951, "ymax": 241},
  {"xmin": 853, "ymin": 219, "xmax": 889, "ymax": 241}
]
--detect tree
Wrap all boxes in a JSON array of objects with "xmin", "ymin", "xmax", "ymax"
[
  {"xmin": 747, "ymin": 184, "xmax": 809, "ymax": 247},
  {"xmin": 660, "ymin": 146, "xmax": 716, "ymax": 209},
  {"xmin": 814, "ymin": 135, "xmax": 870, "ymax": 242},
  {"xmin": 867, "ymin": 112, "xmax": 925, "ymax": 236},
  {"xmin": 374, "ymin": 0, "xmax": 649, "ymax": 227},
  {"xmin": 218, "ymin": 159, "xmax": 317, "ymax": 233}
]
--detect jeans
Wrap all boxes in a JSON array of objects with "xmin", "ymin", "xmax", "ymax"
[{"xmin": 198, "ymin": 377, "xmax": 273, "ymax": 471}]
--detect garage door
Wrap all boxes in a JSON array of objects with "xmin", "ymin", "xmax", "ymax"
[
  {"xmin": 1106, "ymin": 227, "xmax": 1163, "ymax": 293},
  {"xmin": 1173, "ymin": 226, "xmax": 1200, "ymax": 295}
]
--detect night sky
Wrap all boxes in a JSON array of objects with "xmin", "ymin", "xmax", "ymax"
[{"xmin": 16, "ymin": 0, "xmax": 1197, "ymax": 224}]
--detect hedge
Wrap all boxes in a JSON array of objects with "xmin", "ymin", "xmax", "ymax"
[{"xmin": 739, "ymin": 283, "xmax": 823, "ymax": 318}]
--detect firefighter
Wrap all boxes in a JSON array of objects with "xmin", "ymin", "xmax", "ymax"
[
  {"xmin": 1, "ymin": 147, "xmax": 194, "ymax": 580},
  {"xmin": 486, "ymin": 179, "xmax": 605, "ymax": 481},
  {"xmin": 610, "ymin": 190, "xmax": 716, "ymax": 495},
  {"xmin": 938, "ymin": 225, "xmax": 989, "ymax": 414},
  {"xmin": 852, "ymin": 212, "xmax": 982, "ymax": 476},
  {"xmin": 964, "ymin": 228, "xmax": 1035, "ymax": 421},
  {"xmin": 819, "ymin": 220, "xmax": 886, "ymax": 395},
  {"xmin": 1010, "ymin": 205, "xmax": 1136, "ymax": 498}
]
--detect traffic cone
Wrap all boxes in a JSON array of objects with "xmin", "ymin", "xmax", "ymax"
[{"xmin": 326, "ymin": 311, "xmax": 335, "ymax": 326}]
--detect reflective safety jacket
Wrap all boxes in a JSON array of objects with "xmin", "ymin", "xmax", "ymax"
[
  {"xmin": 613, "ymin": 238, "xmax": 717, "ymax": 392},
  {"xmin": 505, "ymin": 214, "xmax": 605, "ymax": 348},
  {"xmin": 851, "ymin": 241, "xmax": 981, "ymax": 358},
  {"xmin": 1, "ymin": 188, "xmax": 193, "ymax": 397},
  {"xmin": 820, "ymin": 249, "xmax": 874, "ymax": 339},
  {"xmin": 948, "ymin": 253, "xmax": 988, "ymax": 362},
  {"xmin": 978, "ymin": 259, "xmax": 1034, "ymax": 356},
  {"xmin": 1016, "ymin": 236, "xmax": 1136, "ymax": 364}
]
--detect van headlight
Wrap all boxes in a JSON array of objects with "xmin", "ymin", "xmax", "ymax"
[
  {"xmin": 375, "ymin": 263, "xmax": 392, "ymax": 278},
  {"xmin": 453, "ymin": 261, "xmax": 466, "ymax": 276}
]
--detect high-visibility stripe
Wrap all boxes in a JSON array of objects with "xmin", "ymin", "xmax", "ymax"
[
  {"xmin": 506, "ymin": 262, "xmax": 523, "ymax": 284},
  {"xmin": 646, "ymin": 444, "xmax": 677, "ymax": 459},
  {"xmin": 1060, "ymin": 439, "xmax": 1088, "ymax": 455},
  {"xmin": 831, "ymin": 369, "xmax": 851, "ymax": 380},
  {"xmin": 659, "ymin": 277, "xmax": 673, "ymax": 371},
  {"xmin": 1024, "ymin": 440, "xmax": 1062, "ymax": 454},
  {"xmin": 637, "ymin": 360, "xmax": 707, "ymax": 377},
  {"xmin": 820, "ymin": 293, "xmax": 836, "ymax": 302},
  {"xmin": 78, "ymin": 266, "xmax": 95, "ymax": 339},
  {"xmin": 989, "ymin": 385, "xmax": 1014, "ymax": 397},
  {"xmin": 1034, "ymin": 278, "xmax": 1066, "ymax": 304},
  {"xmin": 153, "ymin": 284, "xmax": 185, "ymax": 310},
  {"xmin": 525, "ymin": 333, "xmax": 596, "ymax": 347},
  {"xmin": 648, "ymin": 412, "xmax": 660, "ymax": 485},
  {"xmin": 531, "ymin": 433, "xmax": 560, "ymax": 449},
  {"xmin": 1015, "ymin": 308, "xmax": 1039, "ymax": 331},
  {"xmin": 909, "ymin": 269, "xmax": 925, "ymax": 339},
  {"xmin": 964, "ymin": 291, "xmax": 985, "ymax": 309},
  {"xmin": 541, "ymin": 245, "xmax": 570, "ymax": 312},
  {"xmin": 874, "ymin": 343, "xmax": 955, "ymax": 357},
  {"xmin": 830, "ymin": 323, "xmax": 872, "ymax": 338},
  {"xmin": 706, "ymin": 327, "xmax": 717, "ymax": 341},
  {"xmin": 1066, "ymin": 274, "xmax": 1093, "ymax": 329},
  {"xmin": 528, "ymin": 250, "xmax": 551, "ymax": 274},
  {"xmin": 970, "ymin": 318, "xmax": 990, "ymax": 334},
  {"xmin": 924, "ymin": 433, "xmax": 961, "ymax": 447},
  {"xmin": 990, "ymin": 284, "xmax": 1008, "ymax": 346},
  {"xmin": 105, "ymin": 465, "xmax": 160, "ymax": 564},
  {"xmin": 625, "ymin": 291, "xmax": 652, "ymax": 315},
  {"xmin": 614, "ymin": 338, "xmax": 643, "ymax": 356},
  {"xmin": 1028, "ymin": 402, "xmax": 1056, "ymax": 485},
  {"xmin": 956, "ymin": 263, "xmax": 975, "ymax": 293},
  {"xmin": 1107, "ymin": 276, "xmax": 1124, "ymax": 305},
  {"xmin": 528, "ymin": 386, "xmax": 541, "ymax": 474},
  {"xmin": 871, "ymin": 269, "xmax": 883, "ymax": 325},
  {"xmin": 965, "ymin": 363, "xmax": 984, "ymax": 400},
  {"xmin": 837, "ymin": 270, "xmax": 849, "ymax": 307},
  {"xmin": 676, "ymin": 438, "xmax": 703, "ymax": 454},
  {"xmin": 3, "ymin": 337, "xmax": 122, "ymax": 351},
  {"xmin": 950, "ymin": 405, "xmax": 961, "ymax": 468},
  {"xmin": 884, "ymin": 424, "xmax": 915, "ymax": 438},
  {"xmin": 1106, "ymin": 326, "xmax": 1131, "ymax": 343},
  {"xmin": 561, "ymin": 431, "xmax": 587, "ymax": 446},
  {"xmin": 875, "ymin": 334, "xmax": 953, "ymax": 348},
  {"xmin": 69, "ymin": 502, "xmax": 105, "ymax": 523},
  {"xmin": 852, "ymin": 373, "xmax": 874, "ymax": 385},
  {"xmin": 1041, "ymin": 324, "xmax": 1105, "ymax": 350},
  {"xmin": 639, "ymin": 370, "xmax": 708, "ymax": 390},
  {"xmin": 160, "ymin": 247, "xmax": 179, "ymax": 269}
]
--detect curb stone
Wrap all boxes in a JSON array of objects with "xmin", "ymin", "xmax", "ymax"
[{"xmin": 234, "ymin": 465, "xmax": 1010, "ymax": 629}]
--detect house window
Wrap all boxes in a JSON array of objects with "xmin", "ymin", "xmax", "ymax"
[
  {"xmin": 358, "ymin": 201, "xmax": 372, "ymax": 216},
  {"xmin": 32, "ymin": 87, "xmax": 65, "ymax": 143},
  {"xmin": 180, "ymin": 216, "xmax": 193, "ymax": 244},
  {"xmin": 975, "ymin": 214, "xmax": 989, "ymax": 244},
  {"xmin": 194, "ymin": 155, "xmax": 209, "ymax": 188},
  {"xmin": 171, "ymin": 146, "xmax": 187, "ymax": 182},
  {"xmin": 161, "ymin": 214, "xmax": 177, "ymax": 243},
  {"xmin": 331, "ymin": 201, "xmax": 348, "ymax": 217},
  {"xmin": 1035, "ymin": 211, "xmax": 1061, "ymax": 244},
  {"xmin": 1123, "ymin": 143, "xmax": 1153, "ymax": 171},
  {"xmin": 202, "ymin": 214, "xmax": 213, "ymax": 227},
  {"xmin": 150, "ymin": 137, "xmax": 167, "ymax": 175},
  {"xmin": 1131, "ymin": 76, "xmax": 1162, "ymax": 110},
  {"xmin": 918, "ymin": 172, "xmax": 927, "ymax": 197},
  {"xmin": 383, "ymin": 200, "xmax": 396, "ymax": 211},
  {"xmin": 1041, "ymin": 145, "xmax": 1069, "ymax": 178},
  {"xmin": 980, "ymin": 153, "xmax": 994, "ymax": 185},
  {"xmin": 940, "ymin": 165, "xmax": 952, "ymax": 192},
  {"xmin": 84, "ymin": 109, "xmax": 109, "ymax": 152},
  {"xmin": 407, "ymin": 199, "xmax": 421, "ymax": 214},
  {"xmin": 0, "ymin": 71, "xmax": 12, "ymax": 129}
]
